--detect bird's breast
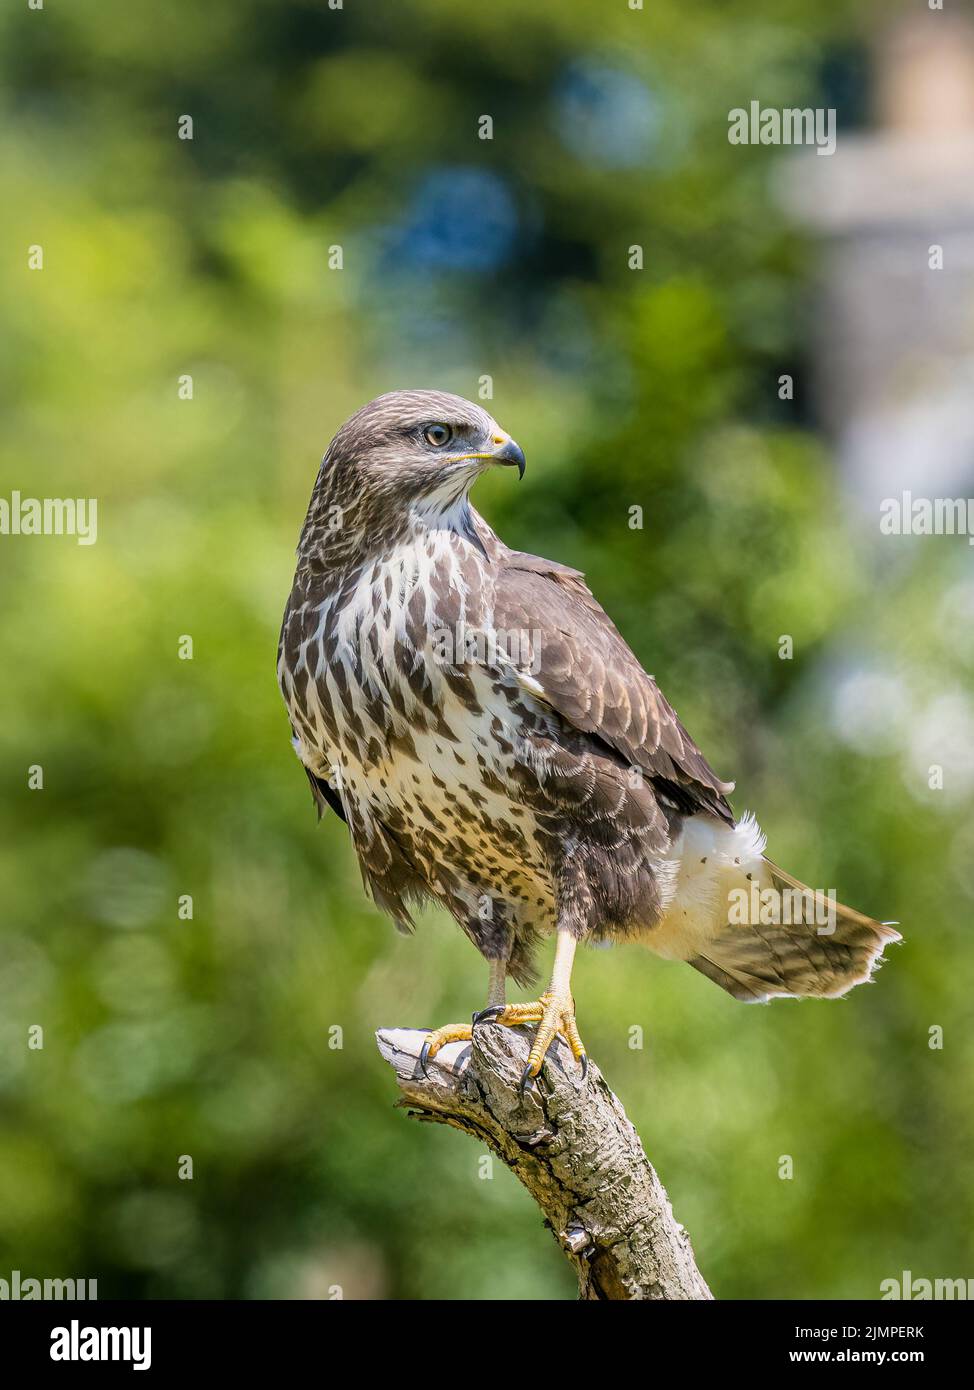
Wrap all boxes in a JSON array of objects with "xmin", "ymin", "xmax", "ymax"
[
  {"xmin": 291, "ymin": 531, "xmax": 496, "ymax": 768},
  {"xmin": 287, "ymin": 536, "xmax": 554, "ymax": 890}
]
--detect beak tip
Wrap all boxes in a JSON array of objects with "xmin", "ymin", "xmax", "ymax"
[{"xmin": 493, "ymin": 438, "xmax": 526, "ymax": 479}]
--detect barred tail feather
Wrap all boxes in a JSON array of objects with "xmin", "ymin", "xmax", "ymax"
[{"xmin": 688, "ymin": 858, "xmax": 901, "ymax": 1003}]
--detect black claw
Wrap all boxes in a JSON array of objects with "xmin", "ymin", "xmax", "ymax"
[
  {"xmin": 419, "ymin": 1040, "xmax": 433, "ymax": 1078},
  {"xmin": 472, "ymin": 1005, "xmax": 504, "ymax": 1026},
  {"xmin": 519, "ymin": 1064, "xmax": 536, "ymax": 1096},
  {"xmin": 579, "ymin": 1053, "xmax": 589, "ymax": 1081}
]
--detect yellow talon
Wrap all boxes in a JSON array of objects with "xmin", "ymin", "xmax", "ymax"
[
  {"xmin": 419, "ymin": 1023, "xmax": 473, "ymax": 1076},
  {"xmin": 475, "ymin": 991, "xmax": 588, "ymax": 1090}
]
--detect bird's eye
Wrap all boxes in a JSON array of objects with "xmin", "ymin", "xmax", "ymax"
[{"xmin": 424, "ymin": 423, "xmax": 453, "ymax": 448}]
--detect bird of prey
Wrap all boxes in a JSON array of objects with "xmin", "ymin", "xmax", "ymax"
[{"xmin": 278, "ymin": 390, "xmax": 899, "ymax": 1091}]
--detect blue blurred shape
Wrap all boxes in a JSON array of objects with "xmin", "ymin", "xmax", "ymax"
[
  {"xmin": 385, "ymin": 166, "xmax": 518, "ymax": 272},
  {"xmin": 554, "ymin": 60, "xmax": 661, "ymax": 167}
]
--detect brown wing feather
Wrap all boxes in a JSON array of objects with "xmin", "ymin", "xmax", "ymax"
[{"xmin": 494, "ymin": 550, "xmax": 735, "ymax": 824}]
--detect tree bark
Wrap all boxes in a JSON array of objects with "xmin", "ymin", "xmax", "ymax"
[{"xmin": 375, "ymin": 1021, "xmax": 713, "ymax": 1301}]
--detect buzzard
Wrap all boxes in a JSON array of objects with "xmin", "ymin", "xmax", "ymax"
[{"xmin": 278, "ymin": 390, "xmax": 898, "ymax": 1091}]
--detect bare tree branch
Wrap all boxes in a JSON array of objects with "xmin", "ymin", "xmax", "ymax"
[{"xmin": 375, "ymin": 1022, "xmax": 713, "ymax": 1301}]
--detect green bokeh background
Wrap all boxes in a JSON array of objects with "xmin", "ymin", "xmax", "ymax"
[{"xmin": 1, "ymin": 0, "xmax": 971, "ymax": 1300}]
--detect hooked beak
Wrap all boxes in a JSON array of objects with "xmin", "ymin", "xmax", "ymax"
[{"xmin": 490, "ymin": 433, "xmax": 526, "ymax": 480}]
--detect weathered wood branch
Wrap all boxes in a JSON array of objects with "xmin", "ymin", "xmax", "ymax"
[{"xmin": 375, "ymin": 1022, "xmax": 712, "ymax": 1301}]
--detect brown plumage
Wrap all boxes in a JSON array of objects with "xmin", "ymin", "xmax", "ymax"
[{"xmin": 278, "ymin": 390, "xmax": 899, "ymax": 1084}]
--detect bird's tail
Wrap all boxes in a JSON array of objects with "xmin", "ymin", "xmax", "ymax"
[{"xmin": 688, "ymin": 858, "xmax": 901, "ymax": 1003}]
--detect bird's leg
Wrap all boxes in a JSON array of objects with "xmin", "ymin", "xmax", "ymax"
[
  {"xmin": 485, "ymin": 955, "xmax": 507, "ymax": 1009},
  {"xmin": 419, "ymin": 957, "xmax": 506, "ymax": 1076},
  {"xmin": 473, "ymin": 928, "xmax": 587, "ymax": 1092}
]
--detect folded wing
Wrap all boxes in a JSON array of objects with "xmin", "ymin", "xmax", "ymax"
[{"xmin": 493, "ymin": 550, "xmax": 735, "ymax": 825}]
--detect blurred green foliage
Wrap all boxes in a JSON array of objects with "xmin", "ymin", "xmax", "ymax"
[{"xmin": 1, "ymin": 0, "xmax": 971, "ymax": 1301}]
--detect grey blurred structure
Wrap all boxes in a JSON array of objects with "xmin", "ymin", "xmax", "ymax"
[{"xmin": 779, "ymin": 12, "xmax": 974, "ymax": 511}]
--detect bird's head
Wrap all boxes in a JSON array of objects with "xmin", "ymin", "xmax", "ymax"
[{"xmin": 298, "ymin": 389, "xmax": 525, "ymax": 563}]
